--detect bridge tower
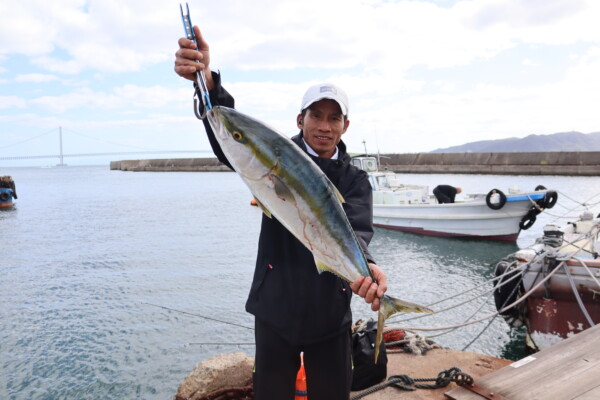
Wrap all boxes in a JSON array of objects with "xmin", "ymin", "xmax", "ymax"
[{"xmin": 57, "ymin": 126, "xmax": 67, "ymax": 167}]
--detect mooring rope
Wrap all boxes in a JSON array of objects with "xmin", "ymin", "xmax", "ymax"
[
  {"xmin": 388, "ymin": 232, "xmax": 598, "ymax": 333},
  {"xmin": 563, "ymin": 264, "xmax": 596, "ymax": 327}
]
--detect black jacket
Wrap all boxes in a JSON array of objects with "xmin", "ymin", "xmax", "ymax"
[
  {"xmin": 433, "ymin": 185, "xmax": 458, "ymax": 204},
  {"xmin": 201, "ymin": 72, "xmax": 375, "ymax": 345}
]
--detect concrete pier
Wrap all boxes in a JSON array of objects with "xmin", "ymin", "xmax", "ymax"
[
  {"xmin": 110, "ymin": 157, "xmax": 229, "ymax": 172},
  {"xmin": 110, "ymin": 151, "xmax": 600, "ymax": 176},
  {"xmin": 378, "ymin": 151, "xmax": 600, "ymax": 176}
]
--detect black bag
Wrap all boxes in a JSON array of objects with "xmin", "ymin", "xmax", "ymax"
[{"xmin": 351, "ymin": 320, "xmax": 387, "ymax": 391}]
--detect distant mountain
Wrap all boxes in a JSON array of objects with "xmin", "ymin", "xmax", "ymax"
[{"xmin": 431, "ymin": 131, "xmax": 600, "ymax": 153}]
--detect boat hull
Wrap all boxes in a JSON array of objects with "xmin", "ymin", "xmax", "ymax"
[
  {"xmin": 523, "ymin": 258, "xmax": 600, "ymax": 351},
  {"xmin": 0, "ymin": 188, "xmax": 14, "ymax": 208},
  {"xmin": 494, "ymin": 215, "xmax": 600, "ymax": 351},
  {"xmin": 372, "ymin": 194, "xmax": 542, "ymax": 241}
]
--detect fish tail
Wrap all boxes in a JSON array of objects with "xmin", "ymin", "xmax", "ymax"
[{"xmin": 374, "ymin": 295, "xmax": 434, "ymax": 363}]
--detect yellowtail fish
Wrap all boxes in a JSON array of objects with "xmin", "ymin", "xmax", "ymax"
[{"xmin": 206, "ymin": 106, "xmax": 433, "ymax": 362}]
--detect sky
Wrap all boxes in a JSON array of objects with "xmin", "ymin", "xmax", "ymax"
[{"xmin": 1, "ymin": 0, "xmax": 600, "ymax": 167}]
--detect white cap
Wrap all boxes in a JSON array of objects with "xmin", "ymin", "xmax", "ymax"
[{"xmin": 300, "ymin": 83, "xmax": 349, "ymax": 116}]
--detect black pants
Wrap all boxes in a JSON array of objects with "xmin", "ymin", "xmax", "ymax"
[{"xmin": 253, "ymin": 318, "xmax": 352, "ymax": 400}]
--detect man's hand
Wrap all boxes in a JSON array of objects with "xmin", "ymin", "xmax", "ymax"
[
  {"xmin": 349, "ymin": 263, "xmax": 387, "ymax": 311},
  {"xmin": 174, "ymin": 25, "xmax": 214, "ymax": 90}
]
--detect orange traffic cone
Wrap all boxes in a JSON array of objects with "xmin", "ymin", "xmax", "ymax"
[{"xmin": 295, "ymin": 352, "xmax": 307, "ymax": 400}]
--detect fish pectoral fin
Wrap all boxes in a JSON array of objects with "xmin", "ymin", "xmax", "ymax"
[
  {"xmin": 254, "ymin": 198, "xmax": 272, "ymax": 218},
  {"xmin": 326, "ymin": 180, "xmax": 345, "ymax": 204},
  {"xmin": 269, "ymin": 173, "xmax": 297, "ymax": 204},
  {"xmin": 332, "ymin": 184, "xmax": 345, "ymax": 204}
]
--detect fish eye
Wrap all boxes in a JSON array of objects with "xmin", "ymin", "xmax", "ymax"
[{"xmin": 232, "ymin": 131, "xmax": 243, "ymax": 141}]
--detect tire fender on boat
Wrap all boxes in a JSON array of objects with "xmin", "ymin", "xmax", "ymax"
[
  {"xmin": 520, "ymin": 206, "xmax": 541, "ymax": 230},
  {"xmin": 533, "ymin": 186, "xmax": 558, "ymax": 209},
  {"xmin": 493, "ymin": 259, "xmax": 526, "ymax": 328},
  {"xmin": 543, "ymin": 191, "xmax": 558, "ymax": 209},
  {"xmin": 485, "ymin": 189, "xmax": 507, "ymax": 210},
  {"xmin": 0, "ymin": 192, "xmax": 10, "ymax": 201}
]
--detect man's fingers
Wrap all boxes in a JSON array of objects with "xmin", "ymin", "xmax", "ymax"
[
  {"xmin": 358, "ymin": 277, "xmax": 372, "ymax": 298},
  {"xmin": 194, "ymin": 26, "xmax": 209, "ymax": 51},
  {"xmin": 176, "ymin": 47, "xmax": 202, "ymax": 62},
  {"xmin": 178, "ymin": 36, "xmax": 197, "ymax": 49},
  {"xmin": 365, "ymin": 283, "xmax": 378, "ymax": 303},
  {"xmin": 371, "ymin": 298, "xmax": 380, "ymax": 312}
]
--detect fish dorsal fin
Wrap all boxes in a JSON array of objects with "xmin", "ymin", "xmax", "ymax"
[{"xmin": 254, "ymin": 197, "xmax": 272, "ymax": 218}]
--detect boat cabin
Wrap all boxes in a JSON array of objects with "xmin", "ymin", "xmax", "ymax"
[{"xmin": 351, "ymin": 156, "xmax": 429, "ymax": 204}]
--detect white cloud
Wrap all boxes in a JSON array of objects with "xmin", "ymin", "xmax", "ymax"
[
  {"xmin": 2, "ymin": 0, "xmax": 599, "ymax": 76},
  {"xmin": 1, "ymin": 0, "xmax": 599, "ymax": 157},
  {"xmin": 522, "ymin": 59, "xmax": 540, "ymax": 67},
  {"xmin": 15, "ymin": 73, "xmax": 60, "ymax": 83},
  {"xmin": 25, "ymin": 84, "xmax": 191, "ymax": 113},
  {"xmin": 0, "ymin": 0, "xmax": 180, "ymax": 74},
  {"xmin": 0, "ymin": 96, "xmax": 27, "ymax": 109}
]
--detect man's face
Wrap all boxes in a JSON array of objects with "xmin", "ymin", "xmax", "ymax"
[{"xmin": 297, "ymin": 99, "xmax": 350, "ymax": 159}]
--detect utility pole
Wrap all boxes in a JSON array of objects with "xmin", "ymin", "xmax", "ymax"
[{"xmin": 57, "ymin": 126, "xmax": 67, "ymax": 166}]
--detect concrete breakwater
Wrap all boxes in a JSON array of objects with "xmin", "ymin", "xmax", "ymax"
[
  {"xmin": 110, "ymin": 157, "xmax": 229, "ymax": 172},
  {"xmin": 379, "ymin": 151, "xmax": 600, "ymax": 175},
  {"xmin": 110, "ymin": 151, "xmax": 600, "ymax": 175}
]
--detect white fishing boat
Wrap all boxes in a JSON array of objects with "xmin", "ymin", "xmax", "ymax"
[
  {"xmin": 494, "ymin": 212, "xmax": 600, "ymax": 351},
  {"xmin": 351, "ymin": 156, "xmax": 558, "ymax": 241}
]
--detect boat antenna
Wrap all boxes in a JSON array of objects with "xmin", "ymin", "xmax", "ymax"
[
  {"xmin": 362, "ymin": 139, "xmax": 368, "ymax": 156},
  {"xmin": 374, "ymin": 123, "xmax": 381, "ymax": 167}
]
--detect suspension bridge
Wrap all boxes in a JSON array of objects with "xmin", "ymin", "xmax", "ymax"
[{"xmin": 0, "ymin": 127, "xmax": 210, "ymax": 164}]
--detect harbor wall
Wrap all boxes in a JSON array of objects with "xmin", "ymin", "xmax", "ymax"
[
  {"xmin": 110, "ymin": 158, "xmax": 229, "ymax": 172},
  {"xmin": 110, "ymin": 152, "xmax": 600, "ymax": 176}
]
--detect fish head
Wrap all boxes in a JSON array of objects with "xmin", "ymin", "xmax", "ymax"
[{"xmin": 208, "ymin": 106, "xmax": 283, "ymax": 181}]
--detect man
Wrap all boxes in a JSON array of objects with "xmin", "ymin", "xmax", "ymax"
[
  {"xmin": 175, "ymin": 26, "xmax": 387, "ymax": 400},
  {"xmin": 433, "ymin": 185, "xmax": 462, "ymax": 204}
]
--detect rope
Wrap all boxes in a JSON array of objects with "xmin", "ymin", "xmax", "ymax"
[
  {"xmin": 196, "ymin": 386, "xmax": 254, "ymax": 400},
  {"xmin": 431, "ymin": 273, "xmax": 504, "ymax": 341},
  {"xmin": 385, "ymin": 331, "xmax": 442, "ymax": 355},
  {"xmin": 350, "ymin": 367, "xmax": 473, "ymax": 400},
  {"xmin": 548, "ymin": 191, "xmax": 600, "ymax": 221},
  {"xmin": 389, "ymin": 260, "xmax": 529, "ymax": 325},
  {"xmin": 388, "ymin": 257, "xmax": 567, "ymax": 332},
  {"xmin": 389, "ymin": 258, "xmax": 530, "ymax": 326},
  {"xmin": 572, "ymin": 257, "xmax": 600, "ymax": 289},
  {"xmin": 461, "ymin": 258, "xmax": 531, "ymax": 350},
  {"xmin": 388, "ymin": 224, "xmax": 599, "ymax": 333},
  {"xmin": 563, "ymin": 264, "xmax": 596, "ymax": 327}
]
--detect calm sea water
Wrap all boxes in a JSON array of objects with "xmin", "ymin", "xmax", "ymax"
[{"xmin": 1, "ymin": 165, "xmax": 599, "ymax": 400}]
